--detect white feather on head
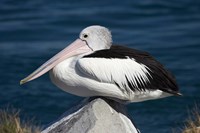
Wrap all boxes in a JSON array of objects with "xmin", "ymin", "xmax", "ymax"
[{"xmin": 79, "ymin": 25, "xmax": 112, "ymax": 51}]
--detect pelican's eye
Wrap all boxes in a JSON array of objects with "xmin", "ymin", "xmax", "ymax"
[{"xmin": 83, "ymin": 34, "xmax": 88, "ymax": 38}]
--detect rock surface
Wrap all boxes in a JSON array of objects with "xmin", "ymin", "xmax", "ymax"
[{"xmin": 42, "ymin": 98, "xmax": 139, "ymax": 133}]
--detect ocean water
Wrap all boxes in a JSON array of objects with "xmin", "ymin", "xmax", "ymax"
[{"xmin": 1, "ymin": 0, "xmax": 200, "ymax": 132}]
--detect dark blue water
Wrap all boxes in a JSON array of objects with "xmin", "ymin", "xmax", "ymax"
[{"xmin": 1, "ymin": 0, "xmax": 200, "ymax": 132}]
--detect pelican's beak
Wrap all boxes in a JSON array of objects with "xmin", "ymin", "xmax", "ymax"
[{"xmin": 20, "ymin": 39, "xmax": 92, "ymax": 85}]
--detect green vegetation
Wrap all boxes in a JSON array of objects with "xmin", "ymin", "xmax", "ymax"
[{"xmin": 0, "ymin": 109, "xmax": 40, "ymax": 133}]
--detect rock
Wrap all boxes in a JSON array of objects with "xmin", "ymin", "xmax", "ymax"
[{"xmin": 42, "ymin": 98, "xmax": 139, "ymax": 133}]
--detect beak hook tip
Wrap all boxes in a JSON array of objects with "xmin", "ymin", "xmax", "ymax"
[{"xmin": 20, "ymin": 80, "xmax": 26, "ymax": 85}]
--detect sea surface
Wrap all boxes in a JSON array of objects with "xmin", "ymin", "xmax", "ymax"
[{"xmin": 1, "ymin": 0, "xmax": 200, "ymax": 132}]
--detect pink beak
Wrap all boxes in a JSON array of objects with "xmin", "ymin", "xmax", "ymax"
[{"xmin": 20, "ymin": 39, "xmax": 92, "ymax": 85}]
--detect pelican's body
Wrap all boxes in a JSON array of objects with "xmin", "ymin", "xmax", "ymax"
[
  {"xmin": 50, "ymin": 56, "xmax": 126, "ymax": 99},
  {"xmin": 50, "ymin": 56, "xmax": 170, "ymax": 102},
  {"xmin": 21, "ymin": 25, "xmax": 181, "ymax": 103}
]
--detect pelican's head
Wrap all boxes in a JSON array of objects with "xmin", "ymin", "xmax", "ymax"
[
  {"xmin": 80, "ymin": 25, "xmax": 112, "ymax": 51},
  {"xmin": 20, "ymin": 25, "xmax": 112, "ymax": 84}
]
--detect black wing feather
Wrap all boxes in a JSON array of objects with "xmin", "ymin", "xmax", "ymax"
[{"xmin": 84, "ymin": 45, "xmax": 180, "ymax": 95}]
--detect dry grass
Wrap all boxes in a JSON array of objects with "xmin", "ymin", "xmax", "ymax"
[
  {"xmin": 0, "ymin": 108, "xmax": 40, "ymax": 133},
  {"xmin": 182, "ymin": 108, "xmax": 200, "ymax": 133}
]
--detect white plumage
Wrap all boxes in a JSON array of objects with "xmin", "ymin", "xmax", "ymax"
[
  {"xmin": 49, "ymin": 56, "xmax": 170, "ymax": 102},
  {"xmin": 77, "ymin": 58, "xmax": 151, "ymax": 92}
]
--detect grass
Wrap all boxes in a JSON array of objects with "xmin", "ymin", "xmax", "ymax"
[
  {"xmin": 0, "ymin": 108, "xmax": 40, "ymax": 133},
  {"xmin": 182, "ymin": 107, "xmax": 200, "ymax": 133}
]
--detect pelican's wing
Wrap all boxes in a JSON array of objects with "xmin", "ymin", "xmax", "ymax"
[{"xmin": 77, "ymin": 45, "xmax": 180, "ymax": 95}]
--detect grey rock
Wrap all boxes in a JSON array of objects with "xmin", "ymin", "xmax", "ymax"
[{"xmin": 42, "ymin": 98, "xmax": 139, "ymax": 133}]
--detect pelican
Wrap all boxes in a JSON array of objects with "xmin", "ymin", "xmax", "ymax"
[{"xmin": 20, "ymin": 25, "xmax": 181, "ymax": 103}]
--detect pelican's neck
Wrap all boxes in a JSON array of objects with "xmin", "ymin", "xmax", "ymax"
[
  {"xmin": 53, "ymin": 56, "xmax": 79, "ymax": 73},
  {"xmin": 50, "ymin": 52, "xmax": 90, "ymax": 80}
]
